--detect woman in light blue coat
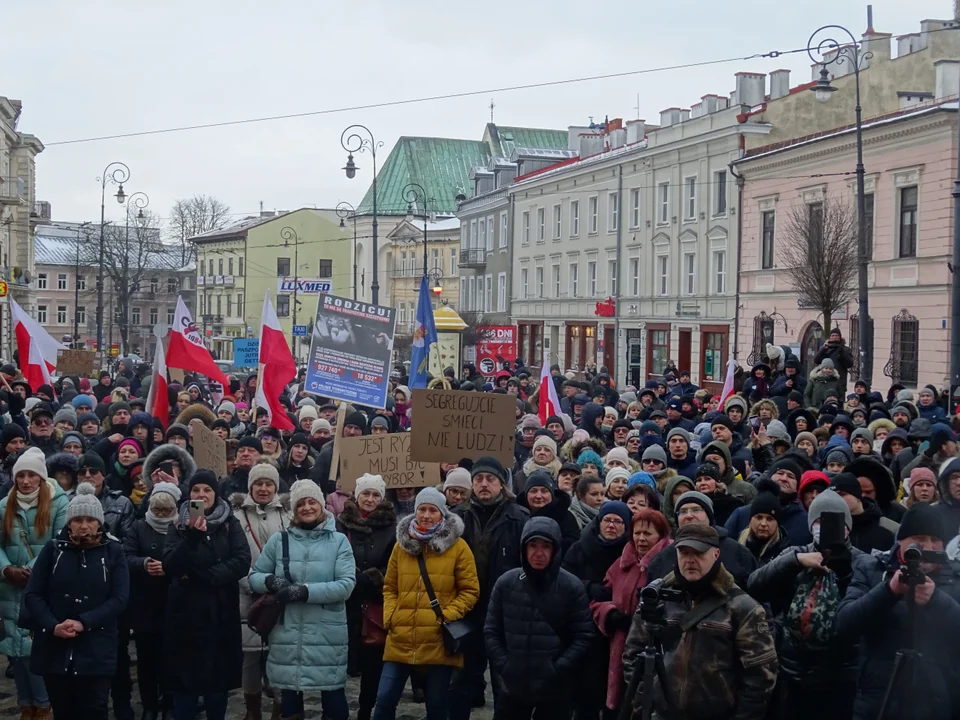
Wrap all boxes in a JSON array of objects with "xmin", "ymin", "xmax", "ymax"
[
  {"xmin": 249, "ymin": 479, "xmax": 356, "ymax": 720},
  {"xmin": 0, "ymin": 447, "xmax": 69, "ymax": 716}
]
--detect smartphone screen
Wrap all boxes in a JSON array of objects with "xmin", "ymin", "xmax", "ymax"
[
  {"xmin": 818, "ymin": 511, "xmax": 846, "ymax": 550},
  {"xmin": 750, "ymin": 417, "xmax": 760, "ymax": 429}
]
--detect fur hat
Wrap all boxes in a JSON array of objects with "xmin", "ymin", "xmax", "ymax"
[
  {"xmin": 355, "ymin": 473, "xmax": 387, "ymax": 498},
  {"xmin": 66, "ymin": 483, "xmax": 104, "ymax": 524},
  {"xmin": 290, "ymin": 479, "xmax": 324, "ymax": 508}
]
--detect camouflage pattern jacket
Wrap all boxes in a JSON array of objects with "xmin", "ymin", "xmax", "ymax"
[{"xmin": 623, "ymin": 566, "xmax": 778, "ymax": 720}]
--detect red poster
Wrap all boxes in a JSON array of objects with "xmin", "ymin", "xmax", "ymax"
[{"xmin": 476, "ymin": 326, "xmax": 517, "ymax": 377}]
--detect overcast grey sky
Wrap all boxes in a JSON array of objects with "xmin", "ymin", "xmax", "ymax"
[{"xmin": 1, "ymin": 0, "xmax": 949, "ymax": 229}]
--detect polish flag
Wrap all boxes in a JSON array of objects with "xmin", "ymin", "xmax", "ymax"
[
  {"xmin": 166, "ymin": 296, "xmax": 230, "ymax": 390},
  {"xmin": 537, "ymin": 348, "xmax": 566, "ymax": 426},
  {"xmin": 11, "ymin": 297, "xmax": 66, "ymax": 394},
  {"xmin": 254, "ymin": 291, "xmax": 295, "ymax": 431},
  {"xmin": 145, "ymin": 332, "xmax": 170, "ymax": 428},
  {"xmin": 720, "ymin": 356, "xmax": 738, "ymax": 409}
]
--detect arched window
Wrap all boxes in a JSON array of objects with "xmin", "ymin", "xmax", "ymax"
[{"xmin": 883, "ymin": 309, "xmax": 919, "ymax": 386}]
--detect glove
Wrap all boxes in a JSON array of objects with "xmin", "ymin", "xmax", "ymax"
[
  {"xmin": 607, "ymin": 609, "xmax": 632, "ymax": 632},
  {"xmin": 361, "ymin": 567, "xmax": 384, "ymax": 591},
  {"xmin": 587, "ymin": 582, "xmax": 612, "ymax": 603},
  {"xmin": 277, "ymin": 584, "xmax": 309, "ymax": 604},
  {"xmin": 265, "ymin": 575, "xmax": 291, "ymax": 593},
  {"xmin": 2, "ymin": 566, "xmax": 29, "ymax": 588}
]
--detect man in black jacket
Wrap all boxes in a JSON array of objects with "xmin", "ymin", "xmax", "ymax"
[
  {"xmin": 830, "ymin": 472, "xmax": 896, "ymax": 554},
  {"xmin": 517, "ymin": 470, "xmax": 581, "ymax": 558},
  {"xmin": 485, "ymin": 516, "xmax": 593, "ymax": 719}
]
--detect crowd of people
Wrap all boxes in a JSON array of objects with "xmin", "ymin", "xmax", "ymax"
[{"xmin": 0, "ymin": 330, "xmax": 959, "ymax": 720}]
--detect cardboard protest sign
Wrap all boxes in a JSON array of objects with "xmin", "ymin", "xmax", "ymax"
[
  {"xmin": 409, "ymin": 388, "xmax": 515, "ymax": 466},
  {"xmin": 339, "ymin": 432, "xmax": 440, "ymax": 493},
  {"xmin": 328, "ymin": 404, "xmax": 347, "ymax": 485},
  {"xmin": 191, "ymin": 422, "xmax": 227, "ymax": 479},
  {"xmin": 57, "ymin": 349, "xmax": 95, "ymax": 377}
]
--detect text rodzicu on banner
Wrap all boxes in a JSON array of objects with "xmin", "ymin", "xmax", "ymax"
[
  {"xmin": 409, "ymin": 388, "xmax": 515, "ymax": 466},
  {"xmin": 339, "ymin": 432, "xmax": 440, "ymax": 493},
  {"xmin": 304, "ymin": 294, "xmax": 396, "ymax": 408}
]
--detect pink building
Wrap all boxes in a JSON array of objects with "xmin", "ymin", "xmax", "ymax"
[{"xmin": 734, "ymin": 99, "xmax": 957, "ymax": 396}]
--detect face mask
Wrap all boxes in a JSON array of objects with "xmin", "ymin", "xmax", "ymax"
[
  {"xmin": 873, "ymin": 439, "xmax": 884, "ymax": 454},
  {"xmin": 812, "ymin": 525, "xmax": 821, "ymax": 546}
]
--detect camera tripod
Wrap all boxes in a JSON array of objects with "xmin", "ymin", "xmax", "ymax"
[
  {"xmin": 619, "ymin": 622, "xmax": 675, "ymax": 720},
  {"xmin": 876, "ymin": 574, "xmax": 922, "ymax": 720}
]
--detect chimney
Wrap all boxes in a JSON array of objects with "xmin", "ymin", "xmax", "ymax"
[
  {"xmin": 567, "ymin": 125, "xmax": 592, "ymax": 151},
  {"xmin": 769, "ymin": 70, "xmax": 790, "ymax": 100},
  {"xmin": 679, "ymin": 109, "xmax": 691, "ymax": 122},
  {"xmin": 936, "ymin": 60, "xmax": 960, "ymax": 99},
  {"xmin": 717, "ymin": 96, "xmax": 729, "ymax": 110},
  {"xmin": 659, "ymin": 108, "xmax": 681, "ymax": 127},
  {"xmin": 626, "ymin": 119, "xmax": 646, "ymax": 144},
  {"xmin": 606, "ymin": 127, "xmax": 626, "ymax": 150},
  {"xmin": 701, "ymin": 94, "xmax": 719, "ymax": 114},
  {"xmin": 735, "ymin": 72, "xmax": 766, "ymax": 107},
  {"xmin": 579, "ymin": 133, "xmax": 604, "ymax": 157},
  {"xmin": 605, "ymin": 118, "xmax": 623, "ymax": 132}
]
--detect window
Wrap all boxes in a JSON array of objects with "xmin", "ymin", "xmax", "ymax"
[
  {"xmin": 630, "ymin": 188, "xmax": 641, "ymax": 227},
  {"xmin": 608, "ymin": 192, "xmax": 619, "ymax": 232},
  {"xmin": 761, "ymin": 211, "xmax": 775, "ymax": 269},
  {"xmin": 535, "ymin": 266, "xmax": 544, "ymax": 297},
  {"xmin": 714, "ymin": 171, "xmax": 727, "ymax": 215},
  {"xmin": 37, "ymin": 273, "xmax": 47, "ymax": 290},
  {"xmin": 553, "ymin": 205, "xmax": 562, "ymax": 239},
  {"xmin": 467, "ymin": 277, "xmax": 476, "ymax": 309},
  {"xmin": 432, "ymin": 249, "xmax": 440, "ymax": 270},
  {"xmin": 683, "ymin": 252, "xmax": 696, "ymax": 295},
  {"xmin": 898, "ymin": 186, "xmax": 918, "ymax": 258},
  {"xmin": 552, "ymin": 263, "xmax": 561, "ymax": 297},
  {"xmin": 589, "ymin": 197, "xmax": 599, "ymax": 233},
  {"xmin": 398, "ymin": 303, "xmax": 407, "ymax": 325},
  {"xmin": 703, "ymin": 332, "xmax": 725, "ymax": 382},
  {"xmin": 499, "ymin": 212, "xmax": 508, "ymax": 248},
  {"xmin": 150, "ymin": 308, "xmax": 158, "ymax": 325},
  {"xmin": 57, "ymin": 273, "xmax": 67, "ymax": 290},
  {"xmin": 714, "ymin": 250, "xmax": 727, "ymax": 294},
  {"xmin": 520, "ymin": 268, "xmax": 528, "ymax": 298},
  {"xmin": 237, "ymin": 293, "xmax": 243, "ymax": 318},
  {"xmin": 208, "ymin": 259, "xmax": 214, "ymax": 275},
  {"xmin": 239, "ymin": 257, "xmax": 244, "ymax": 277},
  {"xmin": 277, "ymin": 295, "xmax": 290, "ymax": 317},
  {"xmin": 132, "ymin": 307, "xmax": 141, "ymax": 325},
  {"xmin": 607, "ymin": 259, "xmax": 618, "ymax": 296},
  {"xmin": 150, "ymin": 277, "xmax": 159, "ymax": 293},
  {"xmin": 888, "ymin": 309, "xmax": 920, "ymax": 386},
  {"xmin": 684, "ymin": 177, "xmax": 697, "ymax": 220},
  {"xmin": 650, "ymin": 330, "xmax": 669, "ymax": 374},
  {"xmin": 400, "ymin": 251, "xmax": 407, "ymax": 276},
  {"xmin": 226, "ymin": 295, "xmax": 233, "ymax": 317},
  {"xmin": 77, "ymin": 306, "xmax": 86, "ymax": 325},
  {"xmin": 485, "ymin": 275, "xmax": 492, "ymax": 312},
  {"xmin": 486, "ymin": 217, "xmax": 494, "ymax": 252},
  {"xmin": 319, "ymin": 259, "xmax": 332, "ymax": 278},
  {"xmin": 864, "ymin": 193, "xmax": 875, "ymax": 260},
  {"xmin": 571, "ymin": 200, "xmax": 580, "ymax": 236},
  {"xmin": 657, "ymin": 255, "xmax": 669, "ymax": 296},
  {"xmin": 587, "ymin": 260, "xmax": 597, "ymax": 297},
  {"xmin": 470, "ymin": 220, "xmax": 478, "ymax": 250},
  {"xmin": 77, "ymin": 275, "xmax": 86, "ymax": 291},
  {"xmin": 218, "ymin": 259, "xmax": 223, "ymax": 275},
  {"xmin": 36, "ymin": 305, "xmax": 47, "ymax": 323},
  {"xmin": 478, "ymin": 219, "xmax": 486, "ymax": 252},
  {"xmin": 630, "ymin": 258, "xmax": 639, "ymax": 295},
  {"xmin": 277, "ymin": 258, "xmax": 290, "ymax": 276},
  {"xmin": 569, "ymin": 261, "xmax": 579, "ymax": 297},
  {"xmin": 658, "ymin": 182, "xmax": 670, "ymax": 224},
  {"xmin": 537, "ymin": 208, "xmax": 545, "ymax": 243},
  {"xmin": 228, "ymin": 258, "xmax": 234, "ymax": 275},
  {"xmin": 808, "ymin": 202, "xmax": 824, "ymax": 247},
  {"xmin": 450, "ymin": 249, "xmax": 457, "ymax": 275},
  {"xmin": 56, "ymin": 305, "xmax": 67, "ymax": 324},
  {"xmin": 522, "ymin": 212, "xmax": 530, "ymax": 245},
  {"xmin": 460, "ymin": 277, "xmax": 466, "ymax": 309},
  {"xmin": 167, "ymin": 278, "xmax": 177, "ymax": 293},
  {"xmin": 167, "ymin": 308, "xmax": 175, "ymax": 326},
  {"xmin": 497, "ymin": 273, "xmax": 506, "ymax": 312}
]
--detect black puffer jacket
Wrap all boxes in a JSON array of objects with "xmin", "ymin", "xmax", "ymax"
[
  {"xmin": 561, "ymin": 516, "xmax": 629, "ymax": 603},
  {"xmin": 647, "ymin": 526, "xmax": 758, "ymax": 592},
  {"xmin": 836, "ymin": 550, "xmax": 960, "ymax": 720},
  {"xmin": 122, "ymin": 518, "xmax": 172, "ymax": 634},
  {"xmin": 517, "ymin": 488, "xmax": 581, "ymax": 558},
  {"xmin": 849, "ymin": 498, "xmax": 897, "ymax": 555},
  {"xmin": 484, "ymin": 517, "xmax": 594, "ymax": 703},
  {"xmin": 23, "ymin": 530, "xmax": 129, "ymax": 677},
  {"xmin": 99, "ymin": 487, "xmax": 135, "ymax": 542}
]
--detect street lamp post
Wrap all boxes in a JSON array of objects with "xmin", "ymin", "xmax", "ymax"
[
  {"xmin": 807, "ymin": 25, "xmax": 872, "ymax": 384},
  {"xmin": 74, "ymin": 222, "xmax": 91, "ymax": 347},
  {"xmin": 96, "ymin": 162, "xmax": 129, "ymax": 362},
  {"xmin": 123, "ymin": 192, "xmax": 149, "ymax": 355},
  {"xmin": 336, "ymin": 201, "xmax": 358, "ymax": 300},
  {"xmin": 280, "ymin": 226, "xmax": 300, "ymax": 361},
  {"xmin": 341, "ymin": 125, "xmax": 383, "ymax": 305},
  {"xmin": 402, "ymin": 182, "xmax": 434, "ymax": 277}
]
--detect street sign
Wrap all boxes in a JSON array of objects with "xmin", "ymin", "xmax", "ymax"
[{"xmin": 292, "ymin": 325, "xmax": 308, "ymax": 337}]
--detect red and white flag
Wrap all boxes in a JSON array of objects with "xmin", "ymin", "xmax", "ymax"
[
  {"xmin": 720, "ymin": 356, "xmax": 738, "ymax": 409},
  {"xmin": 11, "ymin": 297, "xmax": 65, "ymax": 394},
  {"xmin": 145, "ymin": 332, "xmax": 170, "ymax": 428},
  {"xmin": 537, "ymin": 348, "xmax": 566, "ymax": 426},
  {"xmin": 254, "ymin": 291, "xmax": 296, "ymax": 431},
  {"xmin": 165, "ymin": 296, "xmax": 230, "ymax": 390}
]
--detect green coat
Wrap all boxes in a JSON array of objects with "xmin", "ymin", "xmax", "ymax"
[
  {"xmin": 0, "ymin": 481, "xmax": 68, "ymax": 657},
  {"xmin": 804, "ymin": 367, "xmax": 842, "ymax": 409}
]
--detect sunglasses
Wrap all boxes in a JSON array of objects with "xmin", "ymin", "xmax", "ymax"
[
  {"xmin": 79, "ymin": 468, "xmax": 101, "ymax": 477},
  {"xmin": 31, "ymin": 418, "xmax": 52, "ymax": 427}
]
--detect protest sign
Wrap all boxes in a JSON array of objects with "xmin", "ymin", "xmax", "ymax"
[
  {"xmin": 232, "ymin": 338, "xmax": 260, "ymax": 367},
  {"xmin": 475, "ymin": 326, "xmax": 516, "ymax": 377},
  {"xmin": 57, "ymin": 349, "xmax": 95, "ymax": 376},
  {"xmin": 328, "ymin": 404, "xmax": 347, "ymax": 486},
  {"xmin": 304, "ymin": 294, "xmax": 396, "ymax": 408},
  {"xmin": 191, "ymin": 422, "xmax": 227, "ymax": 478},
  {"xmin": 339, "ymin": 432, "xmax": 440, "ymax": 493},
  {"xmin": 409, "ymin": 388, "xmax": 515, "ymax": 466}
]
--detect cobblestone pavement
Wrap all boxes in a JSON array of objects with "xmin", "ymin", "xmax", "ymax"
[{"xmin": 0, "ymin": 650, "xmax": 496, "ymax": 719}]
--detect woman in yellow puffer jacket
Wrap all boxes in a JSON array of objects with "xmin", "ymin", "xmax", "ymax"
[{"xmin": 374, "ymin": 487, "xmax": 478, "ymax": 720}]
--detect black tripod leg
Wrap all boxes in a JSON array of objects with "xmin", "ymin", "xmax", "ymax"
[
  {"xmin": 876, "ymin": 651, "xmax": 907, "ymax": 720},
  {"xmin": 655, "ymin": 653, "xmax": 675, "ymax": 719}
]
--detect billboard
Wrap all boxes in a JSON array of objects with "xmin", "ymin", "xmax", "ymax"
[
  {"xmin": 277, "ymin": 278, "xmax": 333, "ymax": 295},
  {"xmin": 475, "ymin": 325, "xmax": 517, "ymax": 377}
]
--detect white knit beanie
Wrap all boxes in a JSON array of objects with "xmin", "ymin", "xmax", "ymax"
[
  {"xmin": 298, "ymin": 406, "xmax": 319, "ymax": 421},
  {"xmin": 13, "ymin": 447, "xmax": 48, "ymax": 480},
  {"xmin": 310, "ymin": 419, "xmax": 332, "ymax": 435},
  {"xmin": 355, "ymin": 473, "xmax": 386, "ymax": 498},
  {"xmin": 217, "ymin": 401, "xmax": 236, "ymax": 418},
  {"xmin": 150, "ymin": 481, "xmax": 182, "ymax": 505},
  {"xmin": 248, "ymin": 462, "xmax": 280, "ymax": 491},
  {"xmin": 532, "ymin": 435, "xmax": 557, "ymax": 455},
  {"xmin": 604, "ymin": 447, "xmax": 631, "ymax": 469},
  {"xmin": 605, "ymin": 466, "xmax": 630, "ymax": 488},
  {"xmin": 443, "ymin": 467, "xmax": 472, "ymax": 491},
  {"xmin": 290, "ymin": 479, "xmax": 324, "ymax": 508}
]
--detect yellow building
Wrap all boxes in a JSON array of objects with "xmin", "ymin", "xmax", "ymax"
[{"xmin": 190, "ymin": 208, "xmax": 350, "ymax": 362}]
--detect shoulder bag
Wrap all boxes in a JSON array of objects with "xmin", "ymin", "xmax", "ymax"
[
  {"xmin": 247, "ymin": 531, "xmax": 291, "ymax": 639},
  {"xmin": 416, "ymin": 553, "xmax": 474, "ymax": 655}
]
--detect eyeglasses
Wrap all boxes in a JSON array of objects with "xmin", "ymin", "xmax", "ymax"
[
  {"xmin": 31, "ymin": 419, "xmax": 52, "ymax": 427},
  {"xmin": 600, "ymin": 516, "xmax": 625, "ymax": 527},
  {"xmin": 79, "ymin": 468, "xmax": 101, "ymax": 477},
  {"xmin": 642, "ymin": 459, "xmax": 660, "ymax": 466},
  {"xmin": 677, "ymin": 506, "xmax": 706, "ymax": 517}
]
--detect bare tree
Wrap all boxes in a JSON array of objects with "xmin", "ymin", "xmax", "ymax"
[
  {"xmin": 778, "ymin": 197, "xmax": 858, "ymax": 332},
  {"xmin": 168, "ymin": 195, "xmax": 231, "ymax": 265}
]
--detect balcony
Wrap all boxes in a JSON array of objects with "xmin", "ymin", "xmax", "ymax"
[
  {"xmin": 197, "ymin": 276, "xmax": 205, "ymax": 286},
  {"xmin": 0, "ymin": 176, "xmax": 24, "ymax": 205},
  {"xmin": 459, "ymin": 248, "xmax": 487, "ymax": 269},
  {"xmin": 30, "ymin": 201, "xmax": 51, "ymax": 224},
  {"xmin": 222, "ymin": 275, "xmax": 235, "ymax": 286}
]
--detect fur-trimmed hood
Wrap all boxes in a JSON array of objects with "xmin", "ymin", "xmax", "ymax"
[
  {"xmin": 229, "ymin": 491, "xmax": 290, "ymax": 511},
  {"xmin": 174, "ymin": 402, "xmax": 217, "ymax": 428},
  {"xmin": 337, "ymin": 498, "xmax": 396, "ymax": 533},
  {"xmin": 395, "ymin": 511, "xmax": 465, "ymax": 556},
  {"xmin": 142, "ymin": 443, "xmax": 197, "ymax": 489},
  {"xmin": 560, "ymin": 436, "xmax": 607, "ymax": 462},
  {"xmin": 749, "ymin": 399, "xmax": 779, "ymax": 420}
]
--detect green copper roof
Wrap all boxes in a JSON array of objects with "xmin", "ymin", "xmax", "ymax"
[{"xmin": 356, "ymin": 123, "xmax": 569, "ymax": 216}]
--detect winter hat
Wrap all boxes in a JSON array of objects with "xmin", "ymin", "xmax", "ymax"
[
  {"xmin": 560, "ymin": 461, "xmax": 582, "ymax": 476},
  {"xmin": 799, "ymin": 470, "xmax": 831, "ymax": 495},
  {"xmin": 217, "ymin": 401, "xmax": 237, "ymax": 418},
  {"xmin": 769, "ymin": 457, "xmax": 803, "ymax": 483},
  {"xmin": 66, "ymin": 483, "xmax": 105, "ymax": 524},
  {"xmin": 310, "ymin": 419, "xmax": 333, "ymax": 435},
  {"xmin": 238, "ymin": 436, "xmax": 263, "ymax": 454},
  {"xmin": 604, "ymin": 447, "xmax": 631, "ymax": 468},
  {"xmin": 639, "ymin": 421, "xmax": 662, "ymax": 436},
  {"xmin": 825, "ymin": 447, "xmax": 852, "ymax": 468},
  {"xmin": 12, "ymin": 447, "xmax": 49, "ymax": 480},
  {"xmin": 290, "ymin": 479, "xmax": 324, "ymax": 508},
  {"xmin": 370, "ymin": 416, "xmax": 390, "ymax": 432},
  {"xmin": 906, "ymin": 467, "xmax": 937, "ymax": 494},
  {"xmin": 819, "ymin": 358, "xmax": 835, "ymax": 370},
  {"xmin": 443, "ymin": 468, "xmax": 472, "ymax": 491},
  {"xmin": 77, "ymin": 452, "xmax": 106, "ymax": 475},
  {"xmin": 641, "ymin": 444, "xmax": 667, "ymax": 465},
  {"xmin": 750, "ymin": 492, "xmax": 781, "ymax": 521},
  {"xmin": 297, "ymin": 405, "xmax": 319, "ymax": 422},
  {"xmin": 666, "ymin": 427, "xmax": 692, "ymax": 445},
  {"xmin": 577, "ymin": 450, "xmax": 604, "ymax": 472},
  {"xmin": 248, "ymin": 462, "xmax": 280, "ymax": 491},
  {"xmin": 109, "ymin": 401, "xmax": 132, "ymax": 418},
  {"xmin": 289, "ymin": 433, "xmax": 310, "ymax": 449},
  {"xmin": 627, "ymin": 471, "xmax": 657, "ymax": 489},
  {"xmin": 795, "ymin": 431, "xmax": 818, "ymax": 448},
  {"xmin": 189, "ymin": 470, "xmax": 220, "ymax": 498},
  {"xmin": 604, "ymin": 467, "xmax": 630, "ymax": 488},
  {"xmin": 472, "ymin": 456, "xmax": 506, "ymax": 485},
  {"xmin": 521, "ymin": 414, "xmax": 543, "ymax": 430},
  {"xmin": 694, "ymin": 462, "xmax": 721, "ymax": 484},
  {"xmin": 524, "ymin": 470, "xmax": 555, "ymax": 496},
  {"xmin": 897, "ymin": 389, "xmax": 915, "ymax": 404},
  {"xmin": 0, "ymin": 424, "xmax": 25, "ymax": 448},
  {"xmin": 46, "ymin": 452, "xmax": 78, "ymax": 477},
  {"xmin": 765, "ymin": 420, "xmax": 790, "ymax": 444},
  {"xmin": 344, "ymin": 411, "xmax": 368, "ymax": 432},
  {"xmin": 571, "ymin": 429, "xmax": 590, "ymax": 444},
  {"xmin": 711, "ymin": 414, "xmax": 735, "ymax": 432},
  {"xmin": 117, "ymin": 438, "xmax": 144, "ymax": 457},
  {"xmin": 165, "ymin": 424, "xmax": 189, "ymax": 441},
  {"xmin": 532, "ymin": 435, "xmax": 558, "ymax": 455},
  {"xmin": 808, "ymin": 488, "xmax": 852, "ymax": 531},
  {"xmin": 829, "ymin": 472, "xmax": 863, "ymax": 500},
  {"xmin": 414, "ymin": 486, "xmax": 447, "ymax": 511},
  {"xmin": 151, "ymin": 481, "xmax": 182, "ymax": 505},
  {"xmin": 54, "ymin": 407, "xmax": 77, "ymax": 427},
  {"xmin": 787, "ymin": 390, "xmax": 805, "ymax": 406},
  {"xmin": 129, "ymin": 411, "xmax": 152, "ymax": 429},
  {"xmin": 355, "ymin": 473, "xmax": 387, "ymax": 498},
  {"xmin": 850, "ymin": 427, "xmax": 874, "ymax": 445},
  {"xmin": 211, "ymin": 419, "xmax": 230, "ymax": 433},
  {"xmin": 598, "ymin": 500, "xmax": 633, "ymax": 527},
  {"xmin": 674, "ymin": 490, "xmax": 715, "ymax": 524},
  {"xmin": 897, "ymin": 502, "xmax": 947, "ymax": 542}
]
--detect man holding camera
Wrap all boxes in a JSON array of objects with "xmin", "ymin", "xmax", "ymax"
[
  {"xmin": 836, "ymin": 503, "xmax": 960, "ymax": 720},
  {"xmin": 623, "ymin": 524, "xmax": 778, "ymax": 720},
  {"xmin": 812, "ymin": 327, "xmax": 854, "ymax": 394}
]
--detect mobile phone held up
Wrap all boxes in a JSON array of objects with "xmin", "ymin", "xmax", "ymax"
[
  {"xmin": 158, "ymin": 461, "xmax": 175, "ymax": 476},
  {"xmin": 188, "ymin": 500, "xmax": 204, "ymax": 523}
]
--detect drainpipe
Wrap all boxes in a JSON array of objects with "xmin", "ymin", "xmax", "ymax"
[
  {"xmin": 615, "ymin": 164, "xmax": 624, "ymax": 384},
  {"xmin": 729, "ymin": 154, "xmax": 745, "ymax": 361}
]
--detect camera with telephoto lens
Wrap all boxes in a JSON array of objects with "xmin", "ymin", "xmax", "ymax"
[
  {"xmin": 901, "ymin": 543, "xmax": 949, "ymax": 587},
  {"xmin": 638, "ymin": 583, "xmax": 687, "ymax": 626}
]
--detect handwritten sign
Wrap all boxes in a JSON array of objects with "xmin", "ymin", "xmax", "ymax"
[
  {"xmin": 409, "ymin": 388, "xmax": 515, "ymax": 466},
  {"xmin": 192, "ymin": 422, "xmax": 227, "ymax": 479},
  {"xmin": 56, "ymin": 349, "xmax": 95, "ymax": 377},
  {"xmin": 339, "ymin": 432, "xmax": 440, "ymax": 493}
]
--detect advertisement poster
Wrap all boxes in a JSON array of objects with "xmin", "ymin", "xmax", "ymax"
[
  {"xmin": 475, "ymin": 326, "xmax": 517, "ymax": 377},
  {"xmin": 304, "ymin": 294, "xmax": 396, "ymax": 408}
]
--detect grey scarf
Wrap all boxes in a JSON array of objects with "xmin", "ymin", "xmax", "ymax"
[
  {"xmin": 145, "ymin": 510, "xmax": 174, "ymax": 535},
  {"xmin": 570, "ymin": 496, "xmax": 599, "ymax": 528},
  {"xmin": 177, "ymin": 497, "xmax": 231, "ymax": 530}
]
